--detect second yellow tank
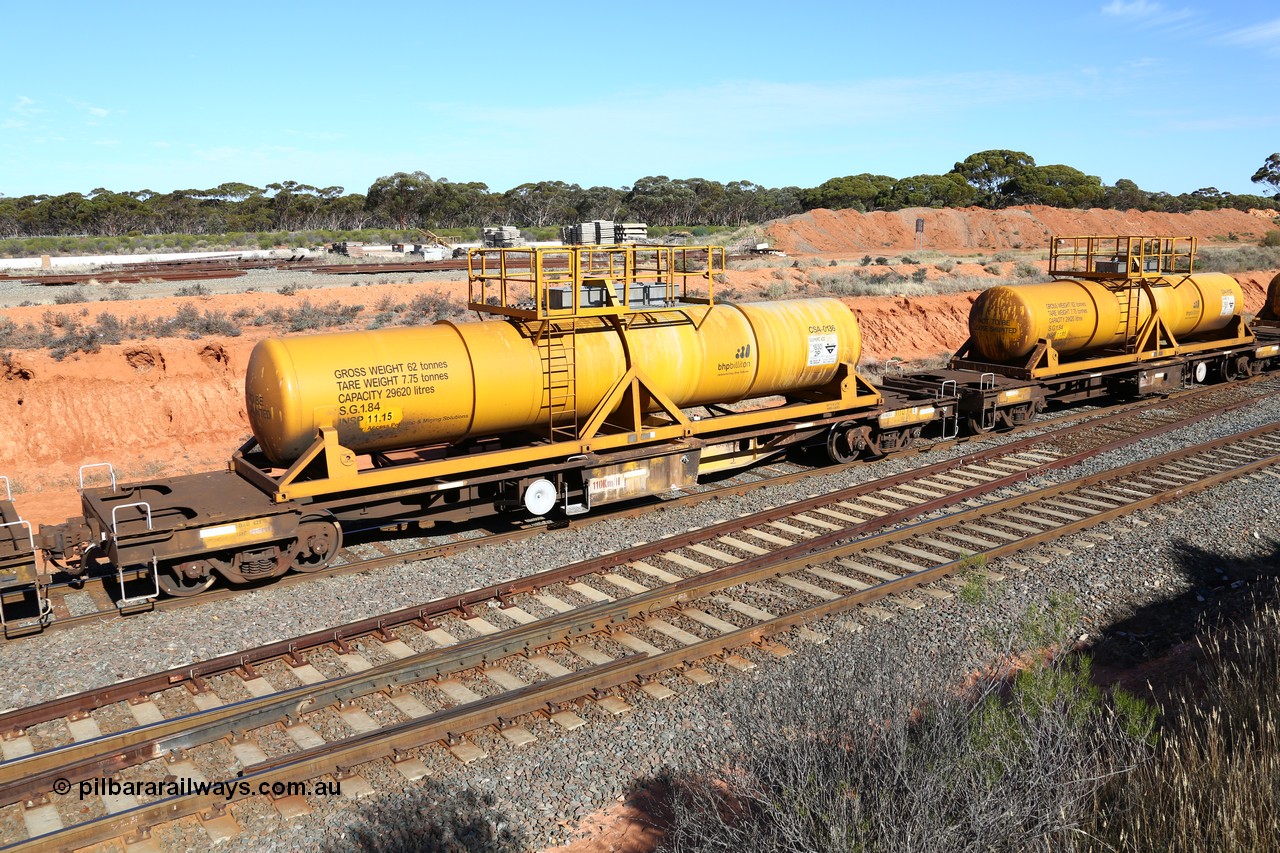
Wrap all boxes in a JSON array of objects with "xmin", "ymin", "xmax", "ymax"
[
  {"xmin": 969, "ymin": 273, "xmax": 1244, "ymax": 362},
  {"xmin": 1261, "ymin": 271, "xmax": 1280, "ymax": 321}
]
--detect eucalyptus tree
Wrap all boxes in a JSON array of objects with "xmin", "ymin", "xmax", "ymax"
[
  {"xmin": 502, "ymin": 180, "xmax": 579, "ymax": 228},
  {"xmin": 365, "ymin": 171, "xmax": 436, "ymax": 229},
  {"xmin": 883, "ymin": 173, "xmax": 979, "ymax": 209},
  {"xmin": 1251, "ymin": 153, "xmax": 1280, "ymax": 195},
  {"xmin": 951, "ymin": 150, "xmax": 1037, "ymax": 207},
  {"xmin": 799, "ymin": 173, "xmax": 895, "ymax": 211},
  {"xmin": 1001, "ymin": 165, "xmax": 1103, "ymax": 208}
]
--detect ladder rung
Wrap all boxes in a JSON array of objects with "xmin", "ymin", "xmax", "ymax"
[{"xmin": 545, "ymin": 331, "xmax": 577, "ymax": 440}]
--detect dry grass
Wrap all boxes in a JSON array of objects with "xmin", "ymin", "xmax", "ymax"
[
  {"xmin": 661, "ymin": 598, "xmax": 1146, "ymax": 852},
  {"xmin": 1086, "ymin": 601, "xmax": 1280, "ymax": 851},
  {"xmin": 858, "ymin": 352, "xmax": 951, "ymax": 384},
  {"xmin": 808, "ymin": 267, "xmax": 1009, "ymax": 298},
  {"xmin": 661, "ymin": 594, "xmax": 1280, "ymax": 853},
  {"xmin": 1196, "ymin": 245, "xmax": 1280, "ymax": 273}
]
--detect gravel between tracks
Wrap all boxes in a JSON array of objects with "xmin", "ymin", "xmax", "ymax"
[{"xmin": 3, "ymin": 391, "xmax": 1278, "ymax": 851}]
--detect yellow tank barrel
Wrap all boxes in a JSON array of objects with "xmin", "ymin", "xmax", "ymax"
[
  {"xmin": 1262, "ymin": 271, "xmax": 1280, "ymax": 321},
  {"xmin": 246, "ymin": 298, "xmax": 862, "ymax": 465},
  {"xmin": 969, "ymin": 273, "xmax": 1244, "ymax": 362}
]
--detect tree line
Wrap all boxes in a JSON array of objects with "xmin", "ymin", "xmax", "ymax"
[{"xmin": 2, "ymin": 149, "xmax": 1277, "ymax": 239}]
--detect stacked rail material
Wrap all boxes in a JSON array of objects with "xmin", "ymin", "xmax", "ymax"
[
  {"xmin": 482, "ymin": 226, "xmax": 524, "ymax": 248},
  {"xmin": 614, "ymin": 222, "xmax": 647, "ymax": 242},
  {"xmin": 410, "ymin": 245, "xmax": 451, "ymax": 260},
  {"xmin": 561, "ymin": 220, "xmax": 615, "ymax": 245},
  {"xmin": 327, "ymin": 242, "xmax": 365, "ymax": 257}
]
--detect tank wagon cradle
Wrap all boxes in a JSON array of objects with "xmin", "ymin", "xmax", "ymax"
[{"xmin": 0, "ymin": 236, "xmax": 1276, "ymax": 635}]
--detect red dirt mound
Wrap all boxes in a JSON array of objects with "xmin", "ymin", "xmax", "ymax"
[{"xmin": 765, "ymin": 205, "xmax": 1279, "ymax": 255}]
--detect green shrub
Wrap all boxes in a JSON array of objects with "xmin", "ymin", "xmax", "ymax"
[
  {"xmin": 53, "ymin": 287, "xmax": 87, "ymax": 305},
  {"xmin": 402, "ymin": 292, "xmax": 458, "ymax": 323},
  {"xmin": 93, "ymin": 313, "xmax": 125, "ymax": 345},
  {"xmin": 46, "ymin": 320, "xmax": 99, "ymax": 359},
  {"xmin": 1197, "ymin": 245, "xmax": 1280, "ymax": 272},
  {"xmin": 286, "ymin": 299, "xmax": 362, "ymax": 332}
]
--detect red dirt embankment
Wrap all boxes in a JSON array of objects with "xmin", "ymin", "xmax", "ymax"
[
  {"xmin": 765, "ymin": 204, "xmax": 1278, "ymax": 255},
  {"xmin": 1, "ymin": 341, "xmax": 258, "ymax": 526},
  {"xmin": 2, "ymin": 207, "xmax": 1277, "ymax": 529}
]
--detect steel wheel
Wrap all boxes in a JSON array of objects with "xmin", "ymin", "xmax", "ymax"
[
  {"xmin": 158, "ymin": 560, "xmax": 218, "ymax": 597},
  {"xmin": 825, "ymin": 422, "xmax": 874, "ymax": 463},
  {"xmin": 966, "ymin": 415, "xmax": 993, "ymax": 435},
  {"xmin": 825, "ymin": 422, "xmax": 859, "ymax": 464},
  {"xmin": 287, "ymin": 518, "xmax": 343, "ymax": 573}
]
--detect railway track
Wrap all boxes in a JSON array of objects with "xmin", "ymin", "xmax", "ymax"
[
  {"xmin": 7, "ymin": 374, "xmax": 1278, "ymax": 640},
  {"xmin": 1, "ymin": 411, "xmax": 1277, "ymax": 850},
  {"xmin": 4, "ymin": 256, "xmax": 317, "ymax": 286}
]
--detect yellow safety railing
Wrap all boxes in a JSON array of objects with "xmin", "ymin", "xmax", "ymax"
[
  {"xmin": 467, "ymin": 244, "xmax": 723, "ymax": 320},
  {"xmin": 1049, "ymin": 236, "xmax": 1196, "ymax": 282}
]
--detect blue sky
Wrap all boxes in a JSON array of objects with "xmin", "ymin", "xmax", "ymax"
[{"xmin": 1, "ymin": 0, "xmax": 1277, "ymax": 199}]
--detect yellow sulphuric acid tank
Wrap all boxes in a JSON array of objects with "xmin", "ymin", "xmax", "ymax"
[
  {"xmin": 968, "ymin": 273, "xmax": 1245, "ymax": 362},
  {"xmin": 246, "ymin": 298, "xmax": 862, "ymax": 465},
  {"xmin": 1261, "ymin": 271, "xmax": 1280, "ymax": 321}
]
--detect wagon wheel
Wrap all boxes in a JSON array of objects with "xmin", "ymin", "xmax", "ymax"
[
  {"xmin": 287, "ymin": 518, "xmax": 343, "ymax": 573},
  {"xmin": 157, "ymin": 559, "xmax": 219, "ymax": 597},
  {"xmin": 825, "ymin": 422, "xmax": 873, "ymax": 464},
  {"xmin": 966, "ymin": 414, "xmax": 994, "ymax": 435}
]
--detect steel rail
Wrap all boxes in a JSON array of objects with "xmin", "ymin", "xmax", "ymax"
[
  {"xmin": 7, "ymin": 423, "xmax": 1278, "ymax": 853},
  {"xmin": 12, "ymin": 373, "xmax": 1272, "ymax": 641}
]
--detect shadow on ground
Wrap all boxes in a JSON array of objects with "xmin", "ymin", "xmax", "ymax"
[{"xmin": 1085, "ymin": 535, "xmax": 1280, "ymax": 696}]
